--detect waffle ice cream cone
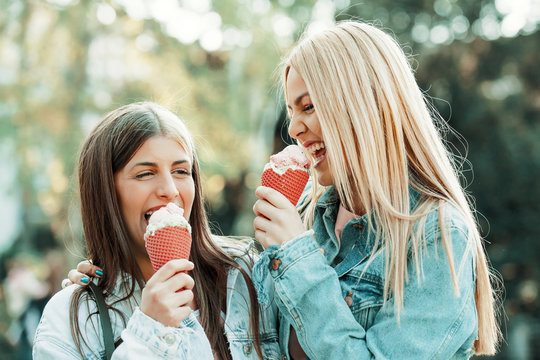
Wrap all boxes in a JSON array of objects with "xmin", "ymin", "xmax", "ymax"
[
  {"xmin": 261, "ymin": 145, "xmax": 310, "ymax": 206},
  {"xmin": 144, "ymin": 203, "xmax": 192, "ymax": 272}
]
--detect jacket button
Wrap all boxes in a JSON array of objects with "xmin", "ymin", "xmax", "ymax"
[
  {"xmin": 345, "ymin": 291, "xmax": 353, "ymax": 307},
  {"xmin": 244, "ymin": 343, "xmax": 252, "ymax": 354},
  {"xmin": 271, "ymin": 259, "xmax": 282, "ymax": 270},
  {"xmin": 163, "ymin": 333, "xmax": 176, "ymax": 345}
]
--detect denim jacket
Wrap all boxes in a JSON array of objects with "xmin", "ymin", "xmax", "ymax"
[
  {"xmin": 33, "ymin": 240, "xmax": 282, "ymax": 359},
  {"xmin": 253, "ymin": 186, "xmax": 478, "ymax": 359}
]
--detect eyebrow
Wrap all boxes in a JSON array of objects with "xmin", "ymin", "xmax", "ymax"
[
  {"xmin": 286, "ymin": 91, "xmax": 310, "ymax": 110},
  {"xmin": 131, "ymin": 160, "xmax": 190, "ymax": 168}
]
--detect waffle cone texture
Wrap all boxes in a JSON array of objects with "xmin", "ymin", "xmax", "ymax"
[
  {"xmin": 145, "ymin": 226, "xmax": 192, "ymax": 272},
  {"xmin": 261, "ymin": 168, "xmax": 309, "ymax": 206}
]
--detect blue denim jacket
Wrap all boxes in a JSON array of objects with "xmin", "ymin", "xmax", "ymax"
[
  {"xmin": 253, "ymin": 186, "xmax": 478, "ymax": 359},
  {"xmin": 33, "ymin": 239, "xmax": 282, "ymax": 359}
]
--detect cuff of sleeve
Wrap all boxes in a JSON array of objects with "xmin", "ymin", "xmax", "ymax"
[
  {"xmin": 123, "ymin": 308, "xmax": 202, "ymax": 358},
  {"xmin": 279, "ymin": 229, "xmax": 317, "ymax": 256},
  {"xmin": 252, "ymin": 230, "xmax": 318, "ymax": 307},
  {"xmin": 252, "ymin": 245, "xmax": 280, "ymax": 307}
]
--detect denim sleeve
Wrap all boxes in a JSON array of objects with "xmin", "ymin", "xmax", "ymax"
[
  {"xmin": 253, "ymin": 224, "xmax": 477, "ymax": 359},
  {"xmin": 112, "ymin": 308, "xmax": 214, "ymax": 359}
]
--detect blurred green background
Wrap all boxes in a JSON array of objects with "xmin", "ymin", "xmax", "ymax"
[{"xmin": 0, "ymin": 0, "xmax": 538, "ymax": 358}]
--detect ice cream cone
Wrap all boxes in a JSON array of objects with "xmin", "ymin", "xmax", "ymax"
[
  {"xmin": 145, "ymin": 226, "xmax": 192, "ymax": 272},
  {"xmin": 261, "ymin": 145, "xmax": 310, "ymax": 206},
  {"xmin": 144, "ymin": 203, "xmax": 192, "ymax": 272},
  {"xmin": 261, "ymin": 167, "xmax": 310, "ymax": 206}
]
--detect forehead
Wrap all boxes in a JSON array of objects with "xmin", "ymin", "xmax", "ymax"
[
  {"xmin": 130, "ymin": 136, "xmax": 190, "ymax": 161},
  {"xmin": 286, "ymin": 67, "xmax": 308, "ymax": 94}
]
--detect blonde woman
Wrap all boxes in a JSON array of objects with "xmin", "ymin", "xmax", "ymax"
[{"xmin": 252, "ymin": 21, "xmax": 501, "ymax": 359}]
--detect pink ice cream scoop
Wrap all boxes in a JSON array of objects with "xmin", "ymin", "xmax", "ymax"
[
  {"xmin": 144, "ymin": 203, "xmax": 192, "ymax": 272},
  {"xmin": 261, "ymin": 145, "xmax": 310, "ymax": 206},
  {"xmin": 269, "ymin": 144, "xmax": 311, "ymax": 168}
]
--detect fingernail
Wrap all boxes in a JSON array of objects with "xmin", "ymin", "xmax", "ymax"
[
  {"xmin": 95, "ymin": 270, "xmax": 103, "ymax": 277},
  {"xmin": 81, "ymin": 277, "xmax": 89, "ymax": 284}
]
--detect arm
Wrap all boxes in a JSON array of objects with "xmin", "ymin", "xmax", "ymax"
[
  {"xmin": 111, "ymin": 259, "xmax": 215, "ymax": 359},
  {"xmin": 112, "ymin": 309, "xmax": 214, "ymax": 360},
  {"xmin": 33, "ymin": 286, "xmax": 99, "ymax": 359},
  {"xmin": 46, "ymin": 260, "xmax": 214, "ymax": 359},
  {"xmin": 253, "ymin": 188, "xmax": 477, "ymax": 359},
  {"xmin": 262, "ymin": 227, "xmax": 476, "ymax": 359}
]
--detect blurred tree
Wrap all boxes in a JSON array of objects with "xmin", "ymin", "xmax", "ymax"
[{"xmin": 417, "ymin": 33, "xmax": 540, "ymax": 359}]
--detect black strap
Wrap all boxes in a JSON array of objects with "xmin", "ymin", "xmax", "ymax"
[{"xmin": 88, "ymin": 282, "xmax": 116, "ymax": 360}]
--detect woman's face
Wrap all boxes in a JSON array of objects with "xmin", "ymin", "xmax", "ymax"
[
  {"xmin": 114, "ymin": 136, "xmax": 195, "ymax": 246},
  {"xmin": 286, "ymin": 66, "xmax": 334, "ymax": 186}
]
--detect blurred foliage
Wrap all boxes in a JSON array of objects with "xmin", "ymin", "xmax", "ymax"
[{"xmin": 0, "ymin": 0, "xmax": 539, "ymax": 358}]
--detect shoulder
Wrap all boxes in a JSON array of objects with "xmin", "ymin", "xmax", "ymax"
[
  {"xmin": 415, "ymin": 200, "xmax": 476, "ymax": 260},
  {"xmin": 37, "ymin": 285, "xmax": 90, "ymax": 334},
  {"xmin": 213, "ymin": 235, "xmax": 260, "ymax": 266},
  {"xmin": 415, "ymin": 198, "xmax": 470, "ymax": 236},
  {"xmin": 34, "ymin": 285, "xmax": 98, "ymax": 358}
]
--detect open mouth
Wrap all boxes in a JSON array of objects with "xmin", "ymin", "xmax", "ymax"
[
  {"xmin": 305, "ymin": 142, "xmax": 326, "ymax": 167},
  {"xmin": 144, "ymin": 205, "xmax": 166, "ymax": 224}
]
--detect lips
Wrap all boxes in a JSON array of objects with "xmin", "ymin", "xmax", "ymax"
[{"xmin": 302, "ymin": 141, "xmax": 326, "ymax": 168}]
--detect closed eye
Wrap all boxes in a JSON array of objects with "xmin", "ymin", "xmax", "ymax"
[
  {"xmin": 303, "ymin": 104, "xmax": 314, "ymax": 112},
  {"xmin": 135, "ymin": 171, "xmax": 154, "ymax": 179},
  {"xmin": 173, "ymin": 168, "xmax": 191, "ymax": 176}
]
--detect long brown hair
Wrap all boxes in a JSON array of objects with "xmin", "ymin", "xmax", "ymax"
[{"xmin": 70, "ymin": 102, "xmax": 263, "ymax": 358}]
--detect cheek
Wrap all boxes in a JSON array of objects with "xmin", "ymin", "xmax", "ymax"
[
  {"xmin": 114, "ymin": 182, "xmax": 129, "ymax": 216},
  {"xmin": 306, "ymin": 114, "xmax": 323, "ymax": 137},
  {"xmin": 180, "ymin": 180, "xmax": 196, "ymax": 218},
  {"xmin": 314, "ymin": 117, "xmax": 323, "ymax": 136}
]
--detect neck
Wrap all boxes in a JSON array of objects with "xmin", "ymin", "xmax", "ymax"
[{"xmin": 341, "ymin": 199, "xmax": 366, "ymax": 217}]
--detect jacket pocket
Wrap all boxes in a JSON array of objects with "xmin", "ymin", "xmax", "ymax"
[
  {"xmin": 228, "ymin": 331, "xmax": 281, "ymax": 359},
  {"xmin": 340, "ymin": 270, "xmax": 384, "ymax": 330}
]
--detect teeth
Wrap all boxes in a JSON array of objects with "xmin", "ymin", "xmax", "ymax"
[
  {"xmin": 305, "ymin": 142, "xmax": 325, "ymax": 156},
  {"xmin": 145, "ymin": 210, "xmax": 154, "ymax": 217}
]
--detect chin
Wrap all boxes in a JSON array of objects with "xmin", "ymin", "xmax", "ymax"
[{"xmin": 316, "ymin": 173, "xmax": 334, "ymax": 187}]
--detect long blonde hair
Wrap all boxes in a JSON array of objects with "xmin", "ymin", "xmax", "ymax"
[{"xmin": 284, "ymin": 21, "xmax": 500, "ymax": 355}]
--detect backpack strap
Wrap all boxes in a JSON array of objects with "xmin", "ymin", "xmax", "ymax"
[{"xmin": 88, "ymin": 282, "xmax": 116, "ymax": 360}]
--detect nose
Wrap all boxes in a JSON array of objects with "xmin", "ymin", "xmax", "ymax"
[
  {"xmin": 158, "ymin": 173, "xmax": 179, "ymax": 201},
  {"xmin": 287, "ymin": 113, "xmax": 306, "ymax": 140}
]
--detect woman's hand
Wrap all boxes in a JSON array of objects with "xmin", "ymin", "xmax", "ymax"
[
  {"xmin": 62, "ymin": 260, "xmax": 103, "ymax": 288},
  {"xmin": 140, "ymin": 259, "xmax": 195, "ymax": 328},
  {"xmin": 253, "ymin": 186, "xmax": 305, "ymax": 248}
]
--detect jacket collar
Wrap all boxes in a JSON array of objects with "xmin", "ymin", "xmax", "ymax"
[
  {"xmin": 316, "ymin": 184, "xmax": 423, "ymax": 212},
  {"xmin": 316, "ymin": 185, "xmax": 340, "ymax": 208}
]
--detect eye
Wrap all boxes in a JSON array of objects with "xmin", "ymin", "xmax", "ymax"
[
  {"xmin": 172, "ymin": 168, "xmax": 191, "ymax": 176},
  {"xmin": 303, "ymin": 104, "xmax": 314, "ymax": 112},
  {"xmin": 135, "ymin": 171, "xmax": 154, "ymax": 179}
]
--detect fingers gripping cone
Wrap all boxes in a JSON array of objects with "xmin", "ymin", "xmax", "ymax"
[
  {"xmin": 261, "ymin": 145, "xmax": 310, "ymax": 206},
  {"xmin": 144, "ymin": 203, "xmax": 192, "ymax": 272}
]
